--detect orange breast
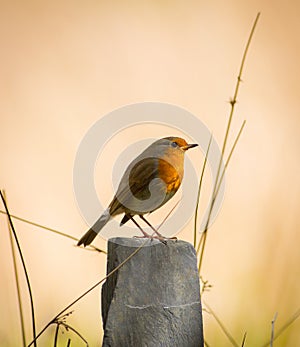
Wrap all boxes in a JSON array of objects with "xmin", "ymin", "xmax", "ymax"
[{"xmin": 158, "ymin": 158, "xmax": 182, "ymax": 193}]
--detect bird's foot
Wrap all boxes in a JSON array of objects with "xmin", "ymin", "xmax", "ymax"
[
  {"xmin": 133, "ymin": 234, "xmax": 166, "ymax": 245},
  {"xmin": 133, "ymin": 234, "xmax": 177, "ymax": 245},
  {"xmin": 154, "ymin": 229, "xmax": 178, "ymax": 242}
]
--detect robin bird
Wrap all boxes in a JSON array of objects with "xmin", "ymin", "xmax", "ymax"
[{"xmin": 77, "ymin": 136, "xmax": 198, "ymax": 246}]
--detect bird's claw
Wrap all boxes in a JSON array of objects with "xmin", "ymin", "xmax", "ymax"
[{"xmin": 133, "ymin": 234, "xmax": 177, "ymax": 245}]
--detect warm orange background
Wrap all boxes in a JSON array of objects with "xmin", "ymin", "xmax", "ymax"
[{"xmin": 1, "ymin": 1, "xmax": 300, "ymax": 346}]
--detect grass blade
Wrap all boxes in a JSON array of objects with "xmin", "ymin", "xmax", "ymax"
[
  {"xmin": 270, "ymin": 312, "xmax": 278, "ymax": 347},
  {"xmin": 194, "ymin": 134, "xmax": 212, "ymax": 248},
  {"xmin": 197, "ymin": 120, "xmax": 245, "ymax": 273},
  {"xmin": 240, "ymin": 332, "xmax": 247, "ymax": 347},
  {"xmin": 3, "ymin": 191, "xmax": 26, "ymax": 347},
  {"xmin": 0, "ymin": 190, "xmax": 37, "ymax": 347},
  {"xmin": 261, "ymin": 309, "xmax": 300, "ymax": 347}
]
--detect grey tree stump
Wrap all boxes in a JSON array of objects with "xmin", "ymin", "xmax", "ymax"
[{"xmin": 101, "ymin": 237, "xmax": 203, "ymax": 347}]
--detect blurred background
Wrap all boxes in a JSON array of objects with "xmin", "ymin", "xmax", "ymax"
[{"xmin": 1, "ymin": 1, "xmax": 300, "ymax": 346}]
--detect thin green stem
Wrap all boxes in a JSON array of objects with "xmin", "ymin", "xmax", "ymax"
[
  {"xmin": 53, "ymin": 324, "xmax": 59, "ymax": 347},
  {"xmin": 194, "ymin": 135, "xmax": 212, "ymax": 248},
  {"xmin": 240, "ymin": 332, "xmax": 247, "ymax": 347},
  {"xmin": 196, "ymin": 231, "xmax": 204, "ymax": 255},
  {"xmin": 214, "ymin": 121, "xmax": 246, "ymax": 200},
  {"xmin": 0, "ymin": 191, "xmax": 37, "ymax": 347},
  {"xmin": 197, "ymin": 231, "xmax": 207, "ymax": 273},
  {"xmin": 4, "ymin": 191, "xmax": 27, "ymax": 347}
]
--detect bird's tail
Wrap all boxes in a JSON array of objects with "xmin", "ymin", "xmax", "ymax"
[{"xmin": 77, "ymin": 209, "xmax": 111, "ymax": 247}]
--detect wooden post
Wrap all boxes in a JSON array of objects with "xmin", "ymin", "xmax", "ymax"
[{"xmin": 101, "ymin": 237, "xmax": 203, "ymax": 347}]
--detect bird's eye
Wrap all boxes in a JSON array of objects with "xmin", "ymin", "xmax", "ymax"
[{"xmin": 171, "ymin": 141, "xmax": 178, "ymax": 148}]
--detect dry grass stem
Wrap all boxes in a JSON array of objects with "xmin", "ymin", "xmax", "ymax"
[
  {"xmin": 270, "ymin": 312, "xmax": 278, "ymax": 347},
  {"xmin": 194, "ymin": 134, "xmax": 213, "ymax": 248},
  {"xmin": 3, "ymin": 191, "xmax": 26, "ymax": 347},
  {"xmin": 0, "ymin": 190, "xmax": 37, "ymax": 347},
  {"xmin": 53, "ymin": 318, "xmax": 89, "ymax": 347},
  {"xmin": 240, "ymin": 332, "xmax": 247, "ymax": 347},
  {"xmin": 196, "ymin": 12, "xmax": 260, "ymax": 274},
  {"xmin": 204, "ymin": 300, "xmax": 239, "ymax": 347},
  {"xmin": 261, "ymin": 309, "xmax": 300, "ymax": 347},
  {"xmin": 0, "ymin": 209, "xmax": 106, "ymax": 254}
]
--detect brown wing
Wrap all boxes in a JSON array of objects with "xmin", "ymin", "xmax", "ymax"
[
  {"xmin": 128, "ymin": 157, "xmax": 160, "ymax": 199},
  {"xmin": 109, "ymin": 157, "xmax": 166, "ymax": 215}
]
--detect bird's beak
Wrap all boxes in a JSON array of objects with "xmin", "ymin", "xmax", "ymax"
[{"xmin": 182, "ymin": 143, "xmax": 198, "ymax": 151}]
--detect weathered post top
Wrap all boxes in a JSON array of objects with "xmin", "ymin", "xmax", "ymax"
[{"xmin": 102, "ymin": 237, "xmax": 203, "ymax": 347}]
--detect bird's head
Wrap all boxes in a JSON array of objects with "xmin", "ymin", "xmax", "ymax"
[{"xmin": 163, "ymin": 137, "xmax": 198, "ymax": 152}]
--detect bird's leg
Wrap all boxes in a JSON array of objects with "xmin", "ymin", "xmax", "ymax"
[
  {"xmin": 129, "ymin": 215, "xmax": 153, "ymax": 239},
  {"xmin": 139, "ymin": 215, "xmax": 161, "ymax": 236},
  {"xmin": 139, "ymin": 215, "xmax": 177, "ymax": 241}
]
